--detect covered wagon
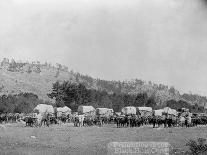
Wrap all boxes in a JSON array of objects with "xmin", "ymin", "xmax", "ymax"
[
  {"xmin": 96, "ymin": 108, "xmax": 109, "ymax": 115},
  {"xmin": 163, "ymin": 107, "xmax": 178, "ymax": 116},
  {"xmin": 96, "ymin": 108, "xmax": 114, "ymax": 117},
  {"xmin": 56, "ymin": 106, "xmax": 72, "ymax": 117},
  {"xmin": 57, "ymin": 106, "xmax": 71, "ymax": 114},
  {"xmin": 33, "ymin": 104, "xmax": 54, "ymax": 115},
  {"xmin": 154, "ymin": 109, "xmax": 165, "ymax": 116},
  {"xmin": 121, "ymin": 106, "xmax": 136, "ymax": 115},
  {"xmin": 78, "ymin": 105, "xmax": 96, "ymax": 116},
  {"xmin": 137, "ymin": 107, "xmax": 153, "ymax": 117}
]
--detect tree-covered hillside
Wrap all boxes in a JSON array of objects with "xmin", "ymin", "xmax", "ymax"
[
  {"xmin": 48, "ymin": 81, "xmax": 205, "ymax": 112},
  {"xmin": 0, "ymin": 58, "xmax": 206, "ymax": 107}
]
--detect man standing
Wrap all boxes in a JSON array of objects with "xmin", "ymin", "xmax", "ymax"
[
  {"xmin": 152, "ymin": 111, "xmax": 156, "ymax": 128},
  {"xmin": 187, "ymin": 115, "xmax": 192, "ymax": 127},
  {"xmin": 185, "ymin": 115, "xmax": 188, "ymax": 127},
  {"xmin": 46, "ymin": 113, "xmax": 50, "ymax": 127}
]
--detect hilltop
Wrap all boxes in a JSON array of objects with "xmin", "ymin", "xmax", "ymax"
[{"xmin": 0, "ymin": 58, "xmax": 206, "ymax": 107}]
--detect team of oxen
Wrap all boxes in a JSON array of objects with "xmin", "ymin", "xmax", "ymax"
[
  {"xmin": 115, "ymin": 107, "xmax": 207, "ymax": 128},
  {"xmin": 1, "ymin": 104, "xmax": 207, "ymax": 128}
]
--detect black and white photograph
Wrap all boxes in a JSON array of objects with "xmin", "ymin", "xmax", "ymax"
[{"xmin": 0, "ymin": 0, "xmax": 207, "ymax": 154}]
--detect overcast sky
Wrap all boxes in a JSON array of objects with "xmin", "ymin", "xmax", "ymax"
[{"xmin": 0, "ymin": 0, "xmax": 207, "ymax": 95}]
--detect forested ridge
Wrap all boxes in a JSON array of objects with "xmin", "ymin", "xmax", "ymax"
[
  {"xmin": 0, "ymin": 58, "xmax": 206, "ymax": 113},
  {"xmin": 47, "ymin": 81, "xmax": 205, "ymax": 113}
]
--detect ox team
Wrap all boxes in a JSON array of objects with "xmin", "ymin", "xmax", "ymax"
[{"xmin": 0, "ymin": 104, "xmax": 206, "ymax": 128}]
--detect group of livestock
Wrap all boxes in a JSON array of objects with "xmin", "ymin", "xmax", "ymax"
[
  {"xmin": 0, "ymin": 104, "xmax": 114, "ymax": 127},
  {"xmin": 115, "ymin": 106, "xmax": 207, "ymax": 128},
  {"xmin": 0, "ymin": 113, "xmax": 20, "ymax": 123},
  {"xmin": 1, "ymin": 104, "xmax": 207, "ymax": 129},
  {"xmin": 0, "ymin": 105, "xmax": 71, "ymax": 127}
]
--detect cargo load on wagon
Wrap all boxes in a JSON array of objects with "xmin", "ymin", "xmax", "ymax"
[
  {"xmin": 137, "ymin": 107, "xmax": 152, "ymax": 117},
  {"xmin": 56, "ymin": 106, "xmax": 72, "ymax": 117},
  {"xmin": 96, "ymin": 108, "xmax": 109, "ymax": 115},
  {"xmin": 154, "ymin": 109, "xmax": 164, "ymax": 116},
  {"xmin": 163, "ymin": 107, "xmax": 178, "ymax": 116},
  {"xmin": 121, "ymin": 106, "xmax": 136, "ymax": 115}
]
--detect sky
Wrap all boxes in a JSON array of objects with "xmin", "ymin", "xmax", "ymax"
[{"xmin": 0, "ymin": 0, "xmax": 207, "ymax": 95}]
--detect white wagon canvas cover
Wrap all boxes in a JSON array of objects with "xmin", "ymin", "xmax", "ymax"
[
  {"xmin": 96, "ymin": 108, "xmax": 114, "ymax": 116},
  {"xmin": 57, "ymin": 106, "xmax": 71, "ymax": 114},
  {"xmin": 96, "ymin": 108, "xmax": 109, "ymax": 115},
  {"xmin": 163, "ymin": 107, "xmax": 178, "ymax": 116},
  {"xmin": 56, "ymin": 106, "xmax": 72, "ymax": 117},
  {"xmin": 78, "ymin": 105, "xmax": 96, "ymax": 115},
  {"xmin": 121, "ymin": 106, "xmax": 136, "ymax": 115},
  {"xmin": 154, "ymin": 109, "xmax": 164, "ymax": 116},
  {"xmin": 137, "ymin": 107, "xmax": 152, "ymax": 112},
  {"xmin": 34, "ymin": 104, "xmax": 54, "ymax": 115},
  {"xmin": 137, "ymin": 107, "xmax": 153, "ymax": 117}
]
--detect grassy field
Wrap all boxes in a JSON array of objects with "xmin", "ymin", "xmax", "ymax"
[{"xmin": 0, "ymin": 123, "xmax": 207, "ymax": 155}]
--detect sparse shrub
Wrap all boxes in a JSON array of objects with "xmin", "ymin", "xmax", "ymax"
[
  {"xmin": 186, "ymin": 138, "xmax": 207, "ymax": 155},
  {"xmin": 26, "ymin": 65, "xmax": 32, "ymax": 73}
]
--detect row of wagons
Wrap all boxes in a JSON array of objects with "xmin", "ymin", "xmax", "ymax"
[{"xmin": 33, "ymin": 104, "xmax": 114, "ymax": 117}]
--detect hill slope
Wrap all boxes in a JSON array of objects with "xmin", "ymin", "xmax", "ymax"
[{"xmin": 0, "ymin": 58, "xmax": 206, "ymax": 106}]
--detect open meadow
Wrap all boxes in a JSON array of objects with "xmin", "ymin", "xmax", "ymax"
[{"xmin": 0, "ymin": 123, "xmax": 207, "ymax": 155}]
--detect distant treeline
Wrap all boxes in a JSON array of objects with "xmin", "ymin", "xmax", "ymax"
[
  {"xmin": 0, "ymin": 93, "xmax": 51, "ymax": 113},
  {"xmin": 48, "ymin": 81, "xmax": 205, "ymax": 113},
  {"xmin": 74, "ymin": 72, "xmax": 207, "ymax": 107},
  {"xmin": 0, "ymin": 81, "xmax": 205, "ymax": 114},
  {"xmin": 0, "ymin": 58, "xmax": 68, "ymax": 74}
]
